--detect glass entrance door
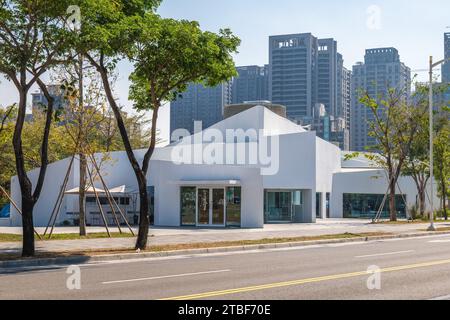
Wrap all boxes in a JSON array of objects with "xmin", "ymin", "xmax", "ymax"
[
  {"xmin": 212, "ymin": 189, "xmax": 225, "ymax": 225},
  {"xmin": 197, "ymin": 189, "xmax": 210, "ymax": 225},
  {"xmin": 181, "ymin": 186, "xmax": 240, "ymax": 227},
  {"xmin": 197, "ymin": 188, "xmax": 225, "ymax": 226}
]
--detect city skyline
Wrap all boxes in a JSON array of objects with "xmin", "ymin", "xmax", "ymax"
[{"xmin": 0, "ymin": 0, "xmax": 448, "ymax": 111}]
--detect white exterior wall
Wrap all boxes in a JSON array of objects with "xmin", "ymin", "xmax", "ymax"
[
  {"xmin": 151, "ymin": 161, "xmax": 264, "ymax": 228},
  {"xmin": 0, "ymin": 218, "xmax": 10, "ymax": 227},
  {"xmin": 330, "ymin": 169, "xmax": 440, "ymax": 218},
  {"xmin": 10, "ymin": 151, "xmax": 147, "ymax": 228},
  {"xmin": 262, "ymin": 132, "xmax": 319, "ymax": 223},
  {"xmin": 10, "ymin": 157, "xmax": 77, "ymax": 227},
  {"xmin": 7, "ymin": 106, "xmax": 440, "ymax": 228},
  {"xmin": 315, "ymin": 138, "xmax": 342, "ymax": 218}
]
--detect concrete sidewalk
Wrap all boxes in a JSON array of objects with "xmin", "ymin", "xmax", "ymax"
[{"xmin": 1, "ymin": 219, "xmax": 449, "ymax": 255}]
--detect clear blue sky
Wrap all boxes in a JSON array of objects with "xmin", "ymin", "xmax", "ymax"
[{"xmin": 1, "ymin": 0, "xmax": 449, "ymax": 110}]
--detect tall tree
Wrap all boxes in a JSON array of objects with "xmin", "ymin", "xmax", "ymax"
[
  {"xmin": 434, "ymin": 112, "xmax": 450, "ymax": 220},
  {"xmin": 69, "ymin": 0, "xmax": 161, "ymax": 243},
  {"xmin": 75, "ymin": 1, "xmax": 239, "ymax": 248},
  {"xmin": 125, "ymin": 15, "xmax": 240, "ymax": 249},
  {"xmin": 401, "ymin": 85, "xmax": 431, "ymax": 217},
  {"xmin": 359, "ymin": 88, "xmax": 427, "ymax": 221},
  {"xmin": 0, "ymin": 0, "xmax": 73, "ymax": 256}
]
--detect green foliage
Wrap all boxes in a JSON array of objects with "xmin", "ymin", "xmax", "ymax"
[
  {"xmin": 126, "ymin": 14, "xmax": 240, "ymax": 111},
  {"xmin": 355, "ymin": 86, "xmax": 428, "ymax": 221},
  {"xmin": 434, "ymin": 114, "xmax": 450, "ymax": 214},
  {"xmin": 0, "ymin": 0, "xmax": 78, "ymax": 79},
  {"xmin": 0, "ymin": 105, "xmax": 16, "ymax": 208}
]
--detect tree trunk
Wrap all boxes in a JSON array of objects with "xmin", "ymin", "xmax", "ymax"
[
  {"xmin": 136, "ymin": 174, "xmax": 149, "ymax": 250},
  {"xmin": 90, "ymin": 56, "xmax": 150, "ymax": 250},
  {"xmin": 79, "ymin": 153, "xmax": 87, "ymax": 235},
  {"xmin": 418, "ymin": 186, "xmax": 426, "ymax": 217},
  {"xmin": 442, "ymin": 178, "xmax": 448, "ymax": 221},
  {"xmin": 389, "ymin": 179, "xmax": 397, "ymax": 221},
  {"xmin": 21, "ymin": 194, "xmax": 35, "ymax": 257},
  {"xmin": 13, "ymin": 88, "xmax": 35, "ymax": 257}
]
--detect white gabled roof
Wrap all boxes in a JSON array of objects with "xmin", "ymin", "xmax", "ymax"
[
  {"xmin": 170, "ymin": 105, "xmax": 307, "ymax": 147},
  {"xmin": 208, "ymin": 105, "xmax": 306, "ymax": 137}
]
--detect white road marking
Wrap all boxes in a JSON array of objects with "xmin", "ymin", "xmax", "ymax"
[
  {"xmin": 429, "ymin": 240, "xmax": 450, "ymax": 243},
  {"xmin": 102, "ymin": 269, "xmax": 231, "ymax": 285},
  {"xmin": 355, "ymin": 250, "xmax": 414, "ymax": 259},
  {"xmin": 430, "ymin": 294, "xmax": 450, "ymax": 300},
  {"xmin": 3, "ymin": 234, "xmax": 450, "ymax": 273}
]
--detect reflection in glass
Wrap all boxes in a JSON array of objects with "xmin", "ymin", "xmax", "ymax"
[
  {"xmin": 212, "ymin": 189, "xmax": 225, "ymax": 225},
  {"xmin": 226, "ymin": 187, "xmax": 241, "ymax": 227},
  {"xmin": 198, "ymin": 189, "xmax": 210, "ymax": 225},
  {"xmin": 147, "ymin": 186, "xmax": 155, "ymax": 225},
  {"xmin": 343, "ymin": 193, "xmax": 407, "ymax": 219},
  {"xmin": 264, "ymin": 190, "xmax": 303, "ymax": 222},
  {"xmin": 180, "ymin": 187, "xmax": 196, "ymax": 226},
  {"xmin": 265, "ymin": 191, "xmax": 292, "ymax": 222}
]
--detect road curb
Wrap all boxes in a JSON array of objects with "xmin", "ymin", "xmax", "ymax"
[{"xmin": 2, "ymin": 231, "xmax": 450, "ymax": 269}]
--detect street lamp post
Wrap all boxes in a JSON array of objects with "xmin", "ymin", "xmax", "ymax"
[{"xmin": 427, "ymin": 56, "xmax": 450, "ymax": 232}]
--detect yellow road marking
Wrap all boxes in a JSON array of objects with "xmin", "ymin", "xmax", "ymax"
[{"xmin": 159, "ymin": 258, "xmax": 450, "ymax": 300}]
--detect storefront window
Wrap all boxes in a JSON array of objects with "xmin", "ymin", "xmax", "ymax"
[
  {"xmin": 316, "ymin": 193, "xmax": 321, "ymax": 218},
  {"xmin": 181, "ymin": 187, "xmax": 196, "ymax": 226},
  {"xmin": 264, "ymin": 190, "xmax": 303, "ymax": 223},
  {"xmin": 147, "ymin": 186, "xmax": 155, "ymax": 225},
  {"xmin": 226, "ymin": 187, "xmax": 241, "ymax": 227},
  {"xmin": 343, "ymin": 193, "xmax": 407, "ymax": 219}
]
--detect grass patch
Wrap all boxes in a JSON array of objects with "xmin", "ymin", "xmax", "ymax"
[
  {"xmin": 0, "ymin": 232, "xmax": 135, "ymax": 242},
  {"xmin": 372, "ymin": 220, "xmax": 450, "ymax": 225},
  {"xmin": 420, "ymin": 227, "xmax": 450, "ymax": 232},
  {"xmin": 0, "ymin": 232, "xmax": 390, "ymax": 262},
  {"xmin": 0, "ymin": 234, "xmax": 22, "ymax": 242},
  {"xmin": 147, "ymin": 232, "xmax": 389, "ymax": 252}
]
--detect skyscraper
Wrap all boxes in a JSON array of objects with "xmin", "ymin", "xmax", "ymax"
[
  {"xmin": 170, "ymin": 82, "xmax": 232, "ymax": 139},
  {"xmin": 269, "ymin": 33, "xmax": 350, "ymax": 150},
  {"xmin": 337, "ymin": 54, "xmax": 352, "ymax": 131},
  {"xmin": 232, "ymin": 65, "xmax": 269, "ymax": 104},
  {"xmin": 317, "ymin": 39, "xmax": 338, "ymax": 117},
  {"xmin": 442, "ymin": 32, "xmax": 450, "ymax": 83},
  {"xmin": 351, "ymin": 48, "xmax": 411, "ymax": 151},
  {"xmin": 269, "ymin": 33, "xmax": 318, "ymax": 123}
]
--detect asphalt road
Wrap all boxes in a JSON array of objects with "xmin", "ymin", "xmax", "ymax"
[{"xmin": 2, "ymin": 234, "xmax": 450, "ymax": 300}]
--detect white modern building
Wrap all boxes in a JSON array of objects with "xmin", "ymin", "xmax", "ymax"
[{"xmin": 4, "ymin": 105, "xmax": 439, "ymax": 228}]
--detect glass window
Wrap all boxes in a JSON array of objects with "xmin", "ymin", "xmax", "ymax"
[
  {"xmin": 326, "ymin": 193, "xmax": 330, "ymax": 218},
  {"xmin": 0, "ymin": 204, "xmax": 10, "ymax": 218},
  {"xmin": 226, "ymin": 187, "xmax": 241, "ymax": 227},
  {"xmin": 86, "ymin": 197, "xmax": 108, "ymax": 205},
  {"xmin": 343, "ymin": 194, "xmax": 407, "ymax": 219},
  {"xmin": 147, "ymin": 186, "xmax": 155, "ymax": 225},
  {"xmin": 316, "ymin": 193, "xmax": 321, "ymax": 218},
  {"xmin": 119, "ymin": 197, "xmax": 130, "ymax": 205},
  {"xmin": 181, "ymin": 187, "xmax": 196, "ymax": 226},
  {"xmin": 264, "ymin": 190, "xmax": 303, "ymax": 223},
  {"xmin": 212, "ymin": 189, "xmax": 225, "ymax": 225},
  {"xmin": 198, "ymin": 189, "xmax": 210, "ymax": 225}
]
